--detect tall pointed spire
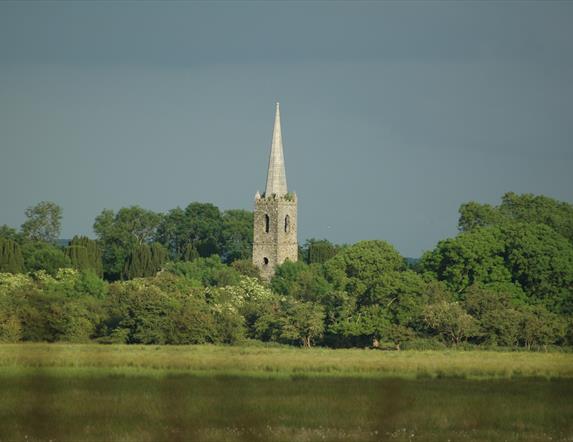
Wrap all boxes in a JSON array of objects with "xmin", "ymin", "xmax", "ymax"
[{"xmin": 265, "ymin": 102, "xmax": 288, "ymax": 196}]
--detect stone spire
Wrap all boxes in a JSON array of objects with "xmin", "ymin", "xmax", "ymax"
[{"xmin": 265, "ymin": 102, "xmax": 288, "ymax": 196}]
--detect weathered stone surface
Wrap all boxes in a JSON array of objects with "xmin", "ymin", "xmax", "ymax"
[
  {"xmin": 265, "ymin": 102, "xmax": 288, "ymax": 197},
  {"xmin": 253, "ymin": 103, "xmax": 298, "ymax": 280},
  {"xmin": 253, "ymin": 195, "xmax": 298, "ymax": 280}
]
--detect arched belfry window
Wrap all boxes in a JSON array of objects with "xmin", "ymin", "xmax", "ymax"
[
  {"xmin": 264, "ymin": 214, "xmax": 270, "ymax": 233},
  {"xmin": 284, "ymin": 214, "xmax": 290, "ymax": 233}
]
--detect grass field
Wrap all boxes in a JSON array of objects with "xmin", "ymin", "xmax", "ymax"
[
  {"xmin": 1, "ymin": 343, "xmax": 572, "ymax": 379},
  {"xmin": 0, "ymin": 344, "xmax": 572, "ymax": 441}
]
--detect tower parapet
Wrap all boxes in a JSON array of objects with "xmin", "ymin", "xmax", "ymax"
[{"xmin": 253, "ymin": 103, "xmax": 298, "ymax": 280}]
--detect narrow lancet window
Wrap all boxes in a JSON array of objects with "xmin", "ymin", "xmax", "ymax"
[
  {"xmin": 284, "ymin": 214, "xmax": 290, "ymax": 233},
  {"xmin": 264, "ymin": 214, "xmax": 270, "ymax": 233}
]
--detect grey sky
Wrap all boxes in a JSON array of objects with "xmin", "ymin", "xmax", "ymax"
[{"xmin": 1, "ymin": 1, "xmax": 572, "ymax": 257}]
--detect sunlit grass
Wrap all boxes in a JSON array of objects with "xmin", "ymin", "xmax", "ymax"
[{"xmin": 0, "ymin": 343, "xmax": 571, "ymax": 379}]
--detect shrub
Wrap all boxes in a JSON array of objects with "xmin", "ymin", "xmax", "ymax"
[
  {"xmin": 0, "ymin": 310, "xmax": 22, "ymax": 342},
  {"xmin": 22, "ymin": 241, "xmax": 71, "ymax": 276},
  {"xmin": 164, "ymin": 256, "xmax": 241, "ymax": 287},
  {"xmin": 400, "ymin": 338, "xmax": 448, "ymax": 351}
]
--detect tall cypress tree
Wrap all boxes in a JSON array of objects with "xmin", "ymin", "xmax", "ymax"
[
  {"xmin": 66, "ymin": 236, "xmax": 103, "ymax": 277},
  {"xmin": 66, "ymin": 245, "xmax": 90, "ymax": 271},
  {"xmin": 182, "ymin": 243, "xmax": 199, "ymax": 262},
  {"xmin": 122, "ymin": 243, "xmax": 168, "ymax": 280},
  {"xmin": 150, "ymin": 243, "xmax": 168, "ymax": 273},
  {"xmin": 122, "ymin": 244, "xmax": 152, "ymax": 279},
  {"xmin": 0, "ymin": 238, "xmax": 24, "ymax": 274}
]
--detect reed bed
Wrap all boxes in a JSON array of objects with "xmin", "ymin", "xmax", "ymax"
[{"xmin": 0, "ymin": 343, "xmax": 572, "ymax": 379}]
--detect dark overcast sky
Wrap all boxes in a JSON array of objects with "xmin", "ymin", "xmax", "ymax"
[{"xmin": 1, "ymin": 1, "xmax": 572, "ymax": 257}]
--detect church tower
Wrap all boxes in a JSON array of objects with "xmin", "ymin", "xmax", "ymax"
[{"xmin": 253, "ymin": 102, "xmax": 298, "ymax": 280}]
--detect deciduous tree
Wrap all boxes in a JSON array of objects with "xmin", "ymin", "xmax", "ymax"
[
  {"xmin": 221, "ymin": 209, "xmax": 253, "ymax": 263},
  {"xmin": 21, "ymin": 242, "xmax": 71, "ymax": 275},
  {"xmin": 420, "ymin": 227, "xmax": 512, "ymax": 293},
  {"xmin": 324, "ymin": 240, "xmax": 405, "ymax": 299},
  {"xmin": 21, "ymin": 201, "xmax": 62, "ymax": 243},
  {"xmin": 423, "ymin": 301, "xmax": 479, "ymax": 345},
  {"xmin": 94, "ymin": 206, "xmax": 162, "ymax": 280},
  {"xmin": 301, "ymin": 238, "xmax": 338, "ymax": 264}
]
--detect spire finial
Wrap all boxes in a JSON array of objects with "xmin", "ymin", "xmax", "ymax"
[{"xmin": 265, "ymin": 101, "xmax": 287, "ymax": 196}]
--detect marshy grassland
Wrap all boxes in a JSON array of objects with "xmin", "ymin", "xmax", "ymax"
[
  {"xmin": 0, "ymin": 344, "xmax": 572, "ymax": 441},
  {"xmin": 1, "ymin": 343, "xmax": 572, "ymax": 379}
]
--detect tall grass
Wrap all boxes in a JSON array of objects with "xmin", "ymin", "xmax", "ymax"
[
  {"xmin": 0, "ymin": 343, "xmax": 572, "ymax": 379},
  {"xmin": 0, "ymin": 344, "xmax": 572, "ymax": 441}
]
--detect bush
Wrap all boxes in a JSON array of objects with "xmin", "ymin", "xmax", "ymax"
[
  {"xmin": 22, "ymin": 242, "xmax": 71, "ymax": 276},
  {"xmin": 400, "ymin": 338, "xmax": 448, "ymax": 351},
  {"xmin": 0, "ymin": 311, "xmax": 22, "ymax": 342},
  {"xmin": 48, "ymin": 300, "xmax": 97, "ymax": 342},
  {"xmin": 231, "ymin": 259, "xmax": 261, "ymax": 280},
  {"xmin": 164, "ymin": 256, "xmax": 241, "ymax": 287}
]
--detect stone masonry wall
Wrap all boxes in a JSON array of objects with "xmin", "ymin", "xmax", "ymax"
[{"xmin": 253, "ymin": 195, "xmax": 298, "ymax": 280}]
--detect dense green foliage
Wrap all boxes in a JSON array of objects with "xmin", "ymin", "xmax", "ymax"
[
  {"xmin": 66, "ymin": 235, "xmax": 103, "ymax": 276},
  {"xmin": 0, "ymin": 192, "xmax": 571, "ymax": 349},
  {"xmin": 93, "ymin": 203, "xmax": 253, "ymax": 279},
  {"xmin": 21, "ymin": 241, "xmax": 71, "ymax": 276},
  {"xmin": 0, "ymin": 225, "xmax": 20, "ymax": 242},
  {"xmin": 0, "ymin": 238, "xmax": 24, "ymax": 274},
  {"xmin": 459, "ymin": 192, "xmax": 573, "ymax": 242},
  {"xmin": 421, "ymin": 221, "xmax": 573, "ymax": 315},
  {"xmin": 93, "ymin": 206, "xmax": 163, "ymax": 280},
  {"xmin": 300, "ymin": 238, "xmax": 340, "ymax": 264},
  {"xmin": 121, "ymin": 242, "xmax": 168, "ymax": 280},
  {"xmin": 221, "ymin": 209, "xmax": 254, "ymax": 262},
  {"xmin": 156, "ymin": 203, "xmax": 253, "ymax": 263}
]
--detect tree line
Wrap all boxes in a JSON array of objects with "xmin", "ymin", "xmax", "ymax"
[
  {"xmin": 0, "ymin": 202, "xmax": 254, "ymax": 280},
  {"xmin": 0, "ymin": 192, "xmax": 572, "ymax": 349}
]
